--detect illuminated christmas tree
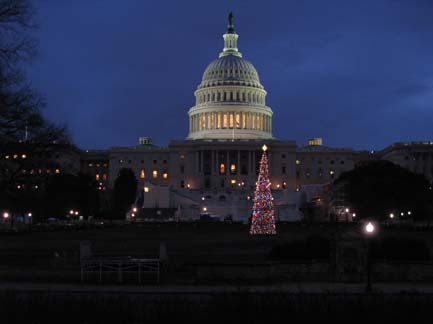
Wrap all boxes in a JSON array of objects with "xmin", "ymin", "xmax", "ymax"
[{"xmin": 250, "ymin": 144, "xmax": 277, "ymax": 235}]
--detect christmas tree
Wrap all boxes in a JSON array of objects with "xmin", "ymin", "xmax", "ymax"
[{"xmin": 250, "ymin": 144, "xmax": 277, "ymax": 235}]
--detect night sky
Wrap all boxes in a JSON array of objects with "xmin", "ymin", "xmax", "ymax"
[{"xmin": 27, "ymin": 0, "xmax": 433, "ymax": 150}]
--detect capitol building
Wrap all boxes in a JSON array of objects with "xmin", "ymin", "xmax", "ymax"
[{"xmin": 78, "ymin": 15, "xmax": 433, "ymax": 222}]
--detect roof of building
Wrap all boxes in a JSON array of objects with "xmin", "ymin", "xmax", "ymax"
[
  {"xmin": 297, "ymin": 145, "xmax": 354, "ymax": 153},
  {"xmin": 199, "ymin": 55, "xmax": 262, "ymax": 89}
]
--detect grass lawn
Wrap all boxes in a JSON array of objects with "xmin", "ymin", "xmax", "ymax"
[{"xmin": 1, "ymin": 222, "xmax": 432, "ymax": 283}]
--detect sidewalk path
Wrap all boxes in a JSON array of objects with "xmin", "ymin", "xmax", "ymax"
[{"xmin": 1, "ymin": 282, "xmax": 433, "ymax": 294}]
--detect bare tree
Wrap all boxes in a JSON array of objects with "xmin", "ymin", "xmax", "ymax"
[{"xmin": 0, "ymin": 0, "xmax": 71, "ymax": 197}]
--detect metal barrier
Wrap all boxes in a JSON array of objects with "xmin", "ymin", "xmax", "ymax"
[
  {"xmin": 80, "ymin": 257, "xmax": 160, "ymax": 283},
  {"xmin": 80, "ymin": 241, "xmax": 165, "ymax": 284}
]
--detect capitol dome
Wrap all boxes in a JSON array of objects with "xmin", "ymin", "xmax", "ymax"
[
  {"xmin": 199, "ymin": 55, "xmax": 263, "ymax": 90},
  {"xmin": 187, "ymin": 13, "xmax": 274, "ymax": 141}
]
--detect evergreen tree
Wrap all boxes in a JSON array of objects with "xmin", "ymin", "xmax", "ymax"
[
  {"xmin": 111, "ymin": 168, "xmax": 137, "ymax": 219},
  {"xmin": 250, "ymin": 145, "xmax": 276, "ymax": 235}
]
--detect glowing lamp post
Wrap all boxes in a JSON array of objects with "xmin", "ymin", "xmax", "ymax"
[
  {"xmin": 27, "ymin": 212, "xmax": 33, "ymax": 232},
  {"xmin": 344, "ymin": 208, "xmax": 350, "ymax": 222},
  {"xmin": 3, "ymin": 212, "xmax": 13, "ymax": 228},
  {"xmin": 365, "ymin": 222, "xmax": 375, "ymax": 234},
  {"xmin": 364, "ymin": 221, "xmax": 376, "ymax": 293}
]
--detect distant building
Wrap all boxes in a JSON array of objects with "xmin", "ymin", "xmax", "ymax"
[{"xmin": 378, "ymin": 142, "xmax": 433, "ymax": 182}]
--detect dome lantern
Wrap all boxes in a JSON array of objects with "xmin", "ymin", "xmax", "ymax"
[{"xmin": 220, "ymin": 12, "xmax": 242, "ymax": 58}]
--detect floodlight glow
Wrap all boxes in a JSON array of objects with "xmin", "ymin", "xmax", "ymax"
[{"xmin": 365, "ymin": 222, "xmax": 375, "ymax": 234}]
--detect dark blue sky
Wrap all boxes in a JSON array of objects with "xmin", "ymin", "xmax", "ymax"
[{"xmin": 27, "ymin": 0, "xmax": 433, "ymax": 150}]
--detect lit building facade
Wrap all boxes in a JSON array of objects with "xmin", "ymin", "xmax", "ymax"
[{"xmin": 79, "ymin": 15, "xmax": 433, "ymax": 222}]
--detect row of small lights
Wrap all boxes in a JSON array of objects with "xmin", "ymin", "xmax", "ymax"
[
  {"xmin": 344, "ymin": 207, "xmax": 413, "ymax": 220},
  {"xmin": 139, "ymin": 170, "xmax": 168, "ymax": 179},
  {"xmin": 2, "ymin": 154, "xmax": 27, "ymax": 160},
  {"xmin": 183, "ymin": 181, "xmax": 288, "ymax": 190},
  {"xmin": 3, "ymin": 212, "xmax": 32, "ymax": 219},
  {"xmin": 389, "ymin": 211, "xmax": 412, "ymax": 219},
  {"xmin": 21, "ymin": 169, "xmax": 60, "ymax": 175}
]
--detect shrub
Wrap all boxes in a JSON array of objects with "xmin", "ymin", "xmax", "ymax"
[
  {"xmin": 371, "ymin": 237, "xmax": 430, "ymax": 261},
  {"xmin": 268, "ymin": 235, "xmax": 330, "ymax": 260}
]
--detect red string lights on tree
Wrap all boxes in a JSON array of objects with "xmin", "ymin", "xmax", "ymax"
[{"xmin": 250, "ymin": 144, "xmax": 277, "ymax": 235}]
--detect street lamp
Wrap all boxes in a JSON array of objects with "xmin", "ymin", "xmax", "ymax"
[
  {"xmin": 3, "ymin": 212, "xmax": 13, "ymax": 228},
  {"xmin": 344, "ymin": 208, "xmax": 350, "ymax": 222},
  {"xmin": 407, "ymin": 211, "xmax": 412, "ymax": 216},
  {"xmin": 365, "ymin": 222, "xmax": 375, "ymax": 234},
  {"xmin": 389, "ymin": 213, "xmax": 394, "ymax": 219},
  {"xmin": 364, "ymin": 221, "xmax": 376, "ymax": 293},
  {"xmin": 27, "ymin": 212, "xmax": 33, "ymax": 232}
]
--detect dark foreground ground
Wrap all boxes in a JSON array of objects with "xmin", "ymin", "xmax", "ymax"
[
  {"xmin": 2, "ymin": 223, "xmax": 433, "ymax": 322},
  {"xmin": 2, "ymin": 287, "xmax": 433, "ymax": 323},
  {"xmin": 1, "ymin": 222, "xmax": 433, "ymax": 283}
]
